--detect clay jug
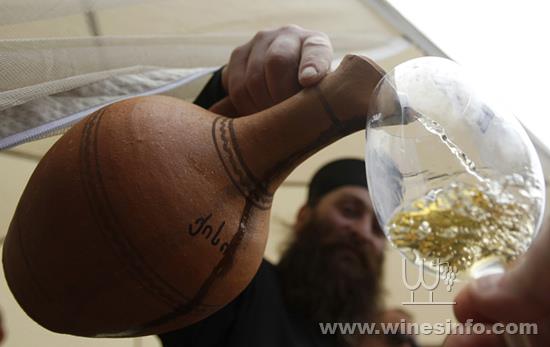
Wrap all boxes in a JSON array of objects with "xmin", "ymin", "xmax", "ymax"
[{"xmin": 2, "ymin": 55, "xmax": 384, "ymax": 337}]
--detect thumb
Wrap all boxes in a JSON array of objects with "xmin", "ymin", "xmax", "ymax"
[
  {"xmin": 455, "ymin": 271, "xmax": 544, "ymax": 323},
  {"xmin": 298, "ymin": 33, "xmax": 332, "ymax": 87}
]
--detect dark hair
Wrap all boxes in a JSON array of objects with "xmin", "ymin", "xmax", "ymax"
[{"xmin": 307, "ymin": 159, "xmax": 368, "ymax": 206}]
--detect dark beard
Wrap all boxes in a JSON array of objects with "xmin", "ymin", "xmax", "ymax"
[{"xmin": 277, "ymin": 213, "xmax": 384, "ymax": 346}]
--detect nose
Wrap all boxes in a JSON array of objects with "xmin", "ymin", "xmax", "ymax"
[{"xmin": 346, "ymin": 215, "xmax": 384, "ymax": 252}]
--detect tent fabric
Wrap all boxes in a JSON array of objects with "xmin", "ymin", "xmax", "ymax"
[
  {"xmin": 0, "ymin": 0, "xmax": 417, "ymax": 149},
  {"xmin": 0, "ymin": 66, "xmax": 217, "ymax": 147}
]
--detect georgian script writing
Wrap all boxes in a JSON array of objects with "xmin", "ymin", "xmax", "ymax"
[{"xmin": 188, "ymin": 213, "xmax": 229, "ymax": 254}]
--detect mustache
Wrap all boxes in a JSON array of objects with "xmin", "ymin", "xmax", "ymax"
[
  {"xmin": 296, "ymin": 220, "xmax": 384, "ymax": 275},
  {"xmin": 277, "ymin": 213, "xmax": 384, "ymax": 323}
]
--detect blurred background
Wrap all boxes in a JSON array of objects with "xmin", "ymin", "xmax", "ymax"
[{"xmin": 1, "ymin": 0, "xmax": 549, "ymax": 346}]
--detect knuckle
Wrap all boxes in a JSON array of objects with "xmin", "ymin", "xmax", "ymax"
[
  {"xmin": 229, "ymin": 45, "xmax": 245, "ymax": 60},
  {"xmin": 315, "ymin": 30, "xmax": 330, "ymax": 40},
  {"xmin": 303, "ymin": 34, "xmax": 331, "ymax": 47},
  {"xmin": 265, "ymin": 50, "xmax": 294, "ymax": 71},
  {"xmin": 253, "ymin": 29, "xmax": 269, "ymax": 41},
  {"xmin": 280, "ymin": 24, "xmax": 303, "ymax": 33}
]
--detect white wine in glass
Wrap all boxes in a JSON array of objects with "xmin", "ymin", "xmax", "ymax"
[{"xmin": 365, "ymin": 57, "xmax": 546, "ymax": 346}]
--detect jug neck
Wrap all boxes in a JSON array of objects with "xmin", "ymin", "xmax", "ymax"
[{"xmin": 215, "ymin": 55, "xmax": 384, "ymax": 203}]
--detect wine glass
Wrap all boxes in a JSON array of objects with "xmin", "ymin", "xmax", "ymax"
[{"xmin": 365, "ymin": 57, "xmax": 546, "ymax": 346}]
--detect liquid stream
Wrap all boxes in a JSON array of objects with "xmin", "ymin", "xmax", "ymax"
[{"xmin": 386, "ymin": 113, "xmax": 537, "ymax": 274}]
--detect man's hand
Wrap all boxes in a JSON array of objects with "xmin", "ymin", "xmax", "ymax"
[
  {"xmin": 444, "ymin": 220, "xmax": 550, "ymax": 347},
  {"xmin": 217, "ymin": 25, "xmax": 333, "ymax": 116}
]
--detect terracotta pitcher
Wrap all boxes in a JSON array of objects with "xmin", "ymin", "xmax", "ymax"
[{"xmin": 2, "ymin": 55, "xmax": 384, "ymax": 337}]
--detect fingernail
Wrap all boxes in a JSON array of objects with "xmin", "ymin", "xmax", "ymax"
[{"xmin": 300, "ymin": 66, "xmax": 318, "ymax": 80}]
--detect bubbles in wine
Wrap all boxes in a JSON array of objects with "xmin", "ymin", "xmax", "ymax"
[{"xmin": 387, "ymin": 180, "xmax": 537, "ymax": 274}]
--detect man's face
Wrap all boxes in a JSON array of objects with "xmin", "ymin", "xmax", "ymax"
[
  {"xmin": 307, "ymin": 186, "xmax": 386, "ymax": 258},
  {"xmin": 277, "ymin": 185, "xmax": 387, "ymax": 337}
]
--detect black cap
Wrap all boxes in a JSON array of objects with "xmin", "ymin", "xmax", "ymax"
[{"xmin": 307, "ymin": 158, "xmax": 368, "ymax": 206}]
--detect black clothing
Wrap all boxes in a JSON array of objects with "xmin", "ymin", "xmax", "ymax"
[
  {"xmin": 193, "ymin": 67, "xmax": 227, "ymax": 109},
  {"xmin": 158, "ymin": 261, "xmax": 329, "ymax": 347}
]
